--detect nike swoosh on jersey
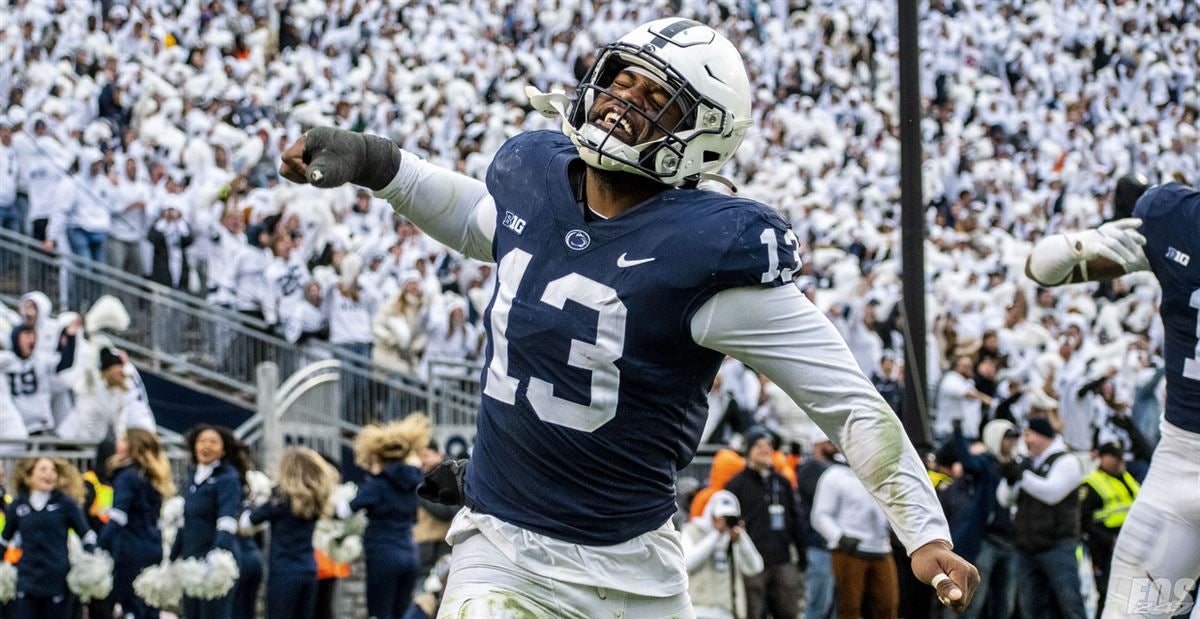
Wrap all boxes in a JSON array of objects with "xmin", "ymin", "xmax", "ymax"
[{"xmin": 617, "ymin": 253, "xmax": 656, "ymax": 267}]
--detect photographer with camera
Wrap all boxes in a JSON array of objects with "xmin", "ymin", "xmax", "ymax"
[{"xmin": 682, "ymin": 490, "xmax": 764, "ymax": 619}]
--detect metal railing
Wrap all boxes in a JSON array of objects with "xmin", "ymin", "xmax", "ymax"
[
  {"xmin": 0, "ymin": 228, "xmax": 476, "ymax": 430},
  {"xmin": 0, "ymin": 435, "xmax": 193, "ymax": 483}
]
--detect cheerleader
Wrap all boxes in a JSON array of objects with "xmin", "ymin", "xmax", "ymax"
[
  {"xmin": 99, "ymin": 429, "xmax": 174, "ymax": 619},
  {"xmin": 337, "ymin": 414, "xmax": 429, "ymax": 619},
  {"xmin": 241, "ymin": 448, "xmax": 334, "ymax": 619},
  {"xmin": 0, "ymin": 457, "xmax": 94, "ymax": 618},
  {"xmin": 172, "ymin": 425, "xmax": 248, "ymax": 619}
]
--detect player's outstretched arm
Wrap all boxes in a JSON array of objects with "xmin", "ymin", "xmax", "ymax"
[
  {"xmin": 1025, "ymin": 218, "xmax": 1149, "ymax": 286},
  {"xmin": 280, "ymin": 128, "xmax": 496, "ymax": 262},
  {"xmin": 691, "ymin": 284, "xmax": 979, "ymax": 611}
]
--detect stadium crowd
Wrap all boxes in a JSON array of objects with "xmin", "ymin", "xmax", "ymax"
[{"xmin": 1, "ymin": 0, "xmax": 1198, "ymax": 616}]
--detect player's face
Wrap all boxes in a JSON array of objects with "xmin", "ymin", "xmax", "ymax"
[
  {"xmin": 194, "ymin": 429, "xmax": 225, "ymax": 465},
  {"xmin": 589, "ymin": 68, "xmax": 686, "ymax": 145},
  {"xmin": 29, "ymin": 458, "xmax": 57, "ymax": 492}
]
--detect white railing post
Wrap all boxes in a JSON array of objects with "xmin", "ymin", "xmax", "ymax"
[{"xmin": 258, "ymin": 362, "xmax": 281, "ymax": 473}]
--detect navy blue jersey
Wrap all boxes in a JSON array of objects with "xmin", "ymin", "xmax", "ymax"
[
  {"xmin": 466, "ymin": 131, "xmax": 800, "ymax": 545},
  {"xmin": 249, "ymin": 491, "xmax": 317, "ymax": 577},
  {"xmin": 1135, "ymin": 183, "xmax": 1200, "ymax": 433}
]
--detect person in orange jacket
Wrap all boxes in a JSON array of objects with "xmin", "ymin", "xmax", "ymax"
[{"xmin": 690, "ymin": 448, "xmax": 746, "ymax": 521}]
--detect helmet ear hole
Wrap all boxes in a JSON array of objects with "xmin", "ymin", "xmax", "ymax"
[{"xmin": 703, "ymin": 151, "xmax": 720, "ymax": 163}]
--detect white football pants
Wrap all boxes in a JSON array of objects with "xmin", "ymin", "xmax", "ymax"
[
  {"xmin": 437, "ymin": 530, "xmax": 695, "ymax": 619},
  {"xmin": 1103, "ymin": 421, "xmax": 1200, "ymax": 618}
]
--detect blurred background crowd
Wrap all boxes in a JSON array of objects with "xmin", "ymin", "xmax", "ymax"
[{"xmin": 2, "ymin": 0, "xmax": 1197, "ymax": 616}]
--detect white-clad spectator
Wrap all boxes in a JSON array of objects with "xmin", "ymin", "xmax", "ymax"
[
  {"xmin": 261, "ymin": 216, "xmax": 309, "ymax": 331},
  {"xmin": 0, "ymin": 320, "xmax": 81, "ymax": 435},
  {"xmin": 934, "ymin": 355, "xmax": 994, "ymax": 441},
  {"xmin": 204, "ymin": 206, "xmax": 249, "ymax": 309},
  {"xmin": 147, "ymin": 202, "xmax": 194, "ymax": 290},
  {"xmin": 421, "ymin": 292, "xmax": 482, "ymax": 379},
  {"xmin": 47, "ymin": 150, "xmax": 118, "ymax": 263},
  {"xmin": 108, "ymin": 155, "xmax": 150, "ymax": 275},
  {"xmin": 58, "ymin": 347, "xmax": 156, "ymax": 440},
  {"xmin": 0, "ymin": 116, "xmax": 20, "ymax": 232},
  {"xmin": 811, "ymin": 459, "xmax": 899, "ymax": 619},
  {"xmin": 283, "ymin": 280, "xmax": 329, "ymax": 347},
  {"xmin": 681, "ymin": 490, "xmax": 764, "ymax": 619},
  {"xmin": 328, "ymin": 253, "xmax": 380, "ymax": 357},
  {"xmin": 372, "ymin": 270, "xmax": 434, "ymax": 375}
]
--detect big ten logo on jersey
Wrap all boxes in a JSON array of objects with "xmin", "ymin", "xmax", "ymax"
[
  {"xmin": 503, "ymin": 211, "xmax": 527, "ymax": 235},
  {"xmin": 1167, "ymin": 246, "xmax": 1191, "ymax": 267}
]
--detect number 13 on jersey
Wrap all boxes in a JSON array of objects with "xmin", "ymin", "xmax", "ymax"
[{"xmin": 484, "ymin": 248, "xmax": 628, "ymax": 433}]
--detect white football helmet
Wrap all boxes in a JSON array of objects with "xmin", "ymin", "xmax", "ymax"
[{"xmin": 528, "ymin": 18, "xmax": 752, "ymax": 186}]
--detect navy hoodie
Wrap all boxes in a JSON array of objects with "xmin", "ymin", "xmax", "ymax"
[{"xmin": 349, "ymin": 462, "xmax": 422, "ymax": 556}]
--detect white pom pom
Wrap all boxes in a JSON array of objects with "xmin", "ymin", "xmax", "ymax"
[
  {"xmin": 133, "ymin": 562, "xmax": 182, "ymax": 610},
  {"xmin": 245, "ymin": 471, "xmax": 273, "ymax": 508},
  {"xmin": 203, "ymin": 549, "xmax": 240, "ymax": 598},
  {"xmin": 0, "ymin": 562, "xmax": 16, "ymax": 603},
  {"xmin": 312, "ymin": 519, "xmax": 338, "ymax": 556},
  {"xmin": 160, "ymin": 497, "xmax": 185, "ymax": 530},
  {"xmin": 342, "ymin": 511, "xmax": 368, "ymax": 537},
  {"xmin": 185, "ymin": 549, "xmax": 240, "ymax": 600},
  {"xmin": 330, "ymin": 536, "xmax": 362, "ymax": 564},
  {"xmin": 174, "ymin": 558, "xmax": 209, "ymax": 597},
  {"xmin": 68, "ymin": 550, "xmax": 115, "ymax": 602},
  {"xmin": 329, "ymin": 482, "xmax": 358, "ymax": 508}
]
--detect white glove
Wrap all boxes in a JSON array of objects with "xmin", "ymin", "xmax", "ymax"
[{"xmin": 1077, "ymin": 218, "xmax": 1148, "ymax": 270}]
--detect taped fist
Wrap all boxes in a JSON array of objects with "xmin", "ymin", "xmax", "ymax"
[{"xmin": 279, "ymin": 127, "xmax": 402, "ymax": 191}]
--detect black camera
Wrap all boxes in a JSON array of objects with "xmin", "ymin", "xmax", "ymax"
[{"xmin": 723, "ymin": 515, "xmax": 740, "ymax": 528}]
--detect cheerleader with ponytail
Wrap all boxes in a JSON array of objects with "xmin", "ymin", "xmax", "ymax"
[
  {"xmin": 100, "ymin": 429, "xmax": 174, "ymax": 619},
  {"xmin": 240, "ymin": 448, "xmax": 335, "ymax": 619},
  {"xmin": 173, "ymin": 425, "xmax": 248, "ymax": 619},
  {"xmin": 337, "ymin": 414, "xmax": 429, "ymax": 619},
  {"xmin": 0, "ymin": 457, "xmax": 93, "ymax": 618}
]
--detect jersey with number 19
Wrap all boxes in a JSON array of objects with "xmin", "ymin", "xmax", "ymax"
[
  {"xmin": 465, "ymin": 131, "xmax": 800, "ymax": 546},
  {"xmin": 1135, "ymin": 182, "xmax": 1200, "ymax": 433}
]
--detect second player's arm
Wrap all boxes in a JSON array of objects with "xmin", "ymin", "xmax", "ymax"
[{"xmin": 1025, "ymin": 218, "xmax": 1148, "ymax": 285}]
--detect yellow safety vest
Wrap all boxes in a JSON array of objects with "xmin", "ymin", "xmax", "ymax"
[
  {"xmin": 1083, "ymin": 469, "xmax": 1140, "ymax": 529},
  {"xmin": 83, "ymin": 471, "xmax": 114, "ymax": 524}
]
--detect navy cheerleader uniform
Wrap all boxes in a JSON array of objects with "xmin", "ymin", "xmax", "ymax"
[
  {"xmin": 0, "ymin": 490, "xmax": 94, "ymax": 618},
  {"xmin": 346, "ymin": 463, "xmax": 422, "ymax": 619},
  {"xmin": 246, "ymin": 492, "xmax": 318, "ymax": 619},
  {"xmin": 98, "ymin": 465, "xmax": 163, "ymax": 619},
  {"xmin": 231, "ymin": 532, "xmax": 262, "ymax": 619},
  {"xmin": 171, "ymin": 462, "xmax": 242, "ymax": 619}
]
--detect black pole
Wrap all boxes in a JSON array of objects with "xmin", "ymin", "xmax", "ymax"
[{"xmin": 897, "ymin": 0, "xmax": 930, "ymax": 448}]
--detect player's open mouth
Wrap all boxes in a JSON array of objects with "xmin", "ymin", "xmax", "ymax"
[{"xmin": 591, "ymin": 106, "xmax": 641, "ymax": 143}]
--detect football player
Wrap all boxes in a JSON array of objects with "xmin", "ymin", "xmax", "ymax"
[
  {"xmin": 283, "ymin": 19, "xmax": 977, "ymax": 617},
  {"xmin": 1027, "ymin": 173, "xmax": 1200, "ymax": 618}
]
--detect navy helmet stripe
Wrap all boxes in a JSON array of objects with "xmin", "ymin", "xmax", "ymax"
[{"xmin": 649, "ymin": 18, "xmax": 703, "ymax": 48}]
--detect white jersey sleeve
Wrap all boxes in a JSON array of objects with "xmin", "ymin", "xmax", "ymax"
[
  {"xmin": 690, "ymin": 283, "xmax": 952, "ymax": 556},
  {"xmin": 373, "ymin": 151, "xmax": 496, "ymax": 263}
]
